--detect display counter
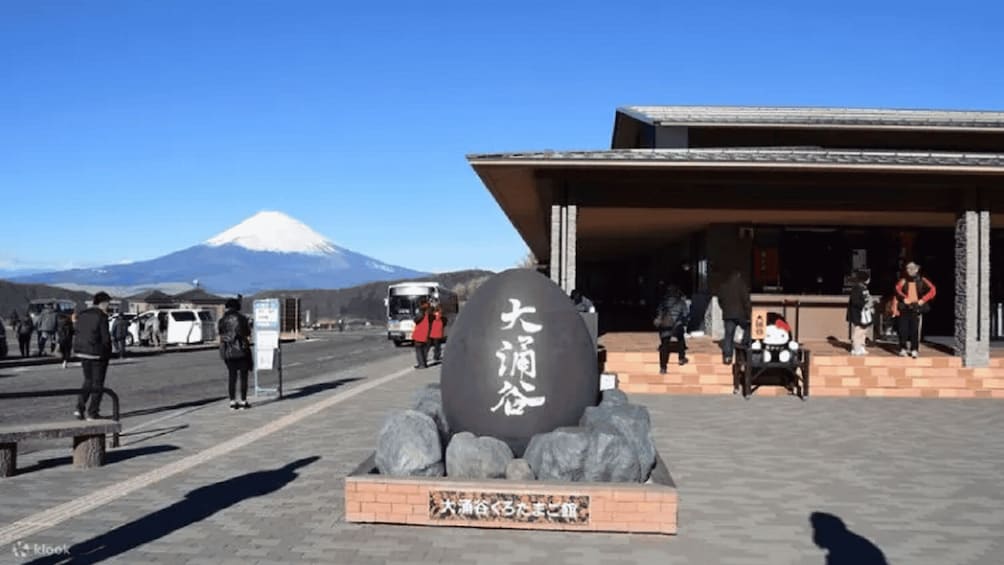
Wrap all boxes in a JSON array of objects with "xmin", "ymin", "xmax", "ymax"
[{"xmin": 751, "ymin": 293, "xmax": 852, "ymax": 341}]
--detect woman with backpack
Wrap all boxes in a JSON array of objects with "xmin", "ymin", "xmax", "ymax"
[
  {"xmin": 218, "ymin": 298, "xmax": 253, "ymax": 410},
  {"xmin": 846, "ymin": 270, "xmax": 875, "ymax": 356},
  {"xmin": 654, "ymin": 285, "xmax": 690, "ymax": 373},
  {"xmin": 411, "ymin": 299, "xmax": 433, "ymax": 369}
]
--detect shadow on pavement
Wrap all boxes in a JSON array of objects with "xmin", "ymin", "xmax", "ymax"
[
  {"xmin": 119, "ymin": 425, "xmax": 190, "ymax": 447},
  {"xmin": 281, "ymin": 377, "xmax": 363, "ymax": 400},
  {"xmin": 121, "ymin": 397, "xmax": 226, "ymax": 418},
  {"xmin": 810, "ymin": 512, "xmax": 889, "ymax": 564},
  {"xmin": 16, "ymin": 444, "xmax": 181, "ymax": 476},
  {"xmin": 25, "ymin": 456, "xmax": 320, "ymax": 565}
]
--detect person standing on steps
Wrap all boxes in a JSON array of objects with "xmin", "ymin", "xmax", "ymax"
[
  {"xmin": 895, "ymin": 262, "xmax": 936, "ymax": 358},
  {"xmin": 846, "ymin": 270, "xmax": 875, "ymax": 356},
  {"xmin": 73, "ymin": 292, "xmax": 113, "ymax": 420},
  {"xmin": 218, "ymin": 298, "xmax": 253, "ymax": 410},
  {"xmin": 16, "ymin": 311, "xmax": 34, "ymax": 358},
  {"xmin": 655, "ymin": 285, "xmax": 690, "ymax": 373},
  {"xmin": 717, "ymin": 269, "xmax": 752, "ymax": 365},
  {"xmin": 411, "ymin": 299, "xmax": 433, "ymax": 369}
]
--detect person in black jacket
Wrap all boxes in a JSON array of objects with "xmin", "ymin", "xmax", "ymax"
[
  {"xmin": 655, "ymin": 285, "xmax": 690, "ymax": 373},
  {"xmin": 57, "ymin": 312, "xmax": 75, "ymax": 368},
  {"xmin": 73, "ymin": 292, "xmax": 113, "ymax": 420},
  {"xmin": 16, "ymin": 311, "xmax": 34, "ymax": 358},
  {"xmin": 111, "ymin": 314, "xmax": 130, "ymax": 359},
  {"xmin": 218, "ymin": 299, "xmax": 253, "ymax": 410},
  {"xmin": 846, "ymin": 270, "xmax": 874, "ymax": 356},
  {"xmin": 717, "ymin": 270, "xmax": 751, "ymax": 365}
]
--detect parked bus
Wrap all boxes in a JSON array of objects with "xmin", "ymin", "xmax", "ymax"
[{"xmin": 385, "ymin": 282, "xmax": 459, "ymax": 347}]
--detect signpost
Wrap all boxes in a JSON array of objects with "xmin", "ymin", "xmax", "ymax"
[{"xmin": 253, "ymin": 298, "xmax": 283, "ymax": 398}]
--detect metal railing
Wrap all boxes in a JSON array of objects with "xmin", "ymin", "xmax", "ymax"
[{"xmin": 0, "ymin": 388, "xmax": 121, "ymax": 447}]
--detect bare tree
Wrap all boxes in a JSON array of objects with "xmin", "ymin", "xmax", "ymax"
[{"xmin": 517, "ymin": 250, "xmax": 537, "ymax": 269}]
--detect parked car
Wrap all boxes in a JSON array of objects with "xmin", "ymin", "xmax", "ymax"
[{"xmin": 130, "ymin": 309, "xmax": 217, "ymax": 346}]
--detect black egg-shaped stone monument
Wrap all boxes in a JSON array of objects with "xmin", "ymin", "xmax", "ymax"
[{"xmin": 441, "ymin": 269, "xmax": 599, "ymax": 456}]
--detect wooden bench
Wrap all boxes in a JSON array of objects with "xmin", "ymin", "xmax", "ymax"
[{"xmin": 0, "ymin": 420, "xmax": 122, "ymax": 477}]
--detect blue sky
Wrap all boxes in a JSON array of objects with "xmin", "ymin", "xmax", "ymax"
[{"xmin": 1, "ymin": 0, "xmax": 1002, "ymax": 274}]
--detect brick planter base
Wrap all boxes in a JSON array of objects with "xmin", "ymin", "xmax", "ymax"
[{"xmin": 345, "ymin": 453, "xmax": 678, "ymax": 535}]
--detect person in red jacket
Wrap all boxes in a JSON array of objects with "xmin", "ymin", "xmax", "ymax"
[
  {"xmin": 412, "ymin": 299, "xmax": 433, "ymax": 369},
  {"xmin": 430, "ymin": 304, "xmax": 447, "ymax": 363},
  {"xmin": 895, "ymin": 262, "xmax": 936, "ymax": 358}
]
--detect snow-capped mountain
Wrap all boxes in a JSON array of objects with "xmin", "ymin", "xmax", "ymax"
[{"xmin": 11, "ymin": 211, "xmax": 427, "ymax": 294}]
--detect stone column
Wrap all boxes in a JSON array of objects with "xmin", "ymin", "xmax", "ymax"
[
  {"xmin": 565, "ymin": 205, "xmax": 577, "ymax": 293},
  {"xmin": 550, "ymin": 205, "xmax": 562, "ymax": 286},
  {"xmin": 954, "ymin": 209, "xmax": 990, "ymax": 367}
]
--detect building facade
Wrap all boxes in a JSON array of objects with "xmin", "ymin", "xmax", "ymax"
[{"xmin": 469, "ymin": 106, "xmax": 1004, "ymax": 367}]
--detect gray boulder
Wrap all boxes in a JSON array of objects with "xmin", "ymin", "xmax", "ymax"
[
  {"xmin": 580, "ymin": 402, "xmax": 656, "ymax": 480},
  {"xmin": 600, "ymin": 389, "xmax": 629, "ymax": 406},
  {"xmin": 584, "ymin": 429, "xmax": 642, "ymax": 482},
  {"xmin": 524, "ymin": 427, "xmax": 591, "ymax": 481},
  {"xmin": 412, "ymin": 383, "xmax": 450, "ymax": 444},
  {"xmin": 445, "ymin": 432, "xmax": 514, "ymax": 479},
  {"xmin": 375, "ymin": 410, "xmax": 444, "ymax": 477},
  {"xmin": 505, "ymin": 458, "xmax": 536, "ymax": 481}
]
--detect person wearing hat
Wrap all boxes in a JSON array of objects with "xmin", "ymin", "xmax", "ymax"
[
  {"xmin": 73, "ymin": 292, "xmax": 113, "ymax": 420},
  {"xmin": 894, "ymin": 262, "xmax": 936, "ymax": 358}
]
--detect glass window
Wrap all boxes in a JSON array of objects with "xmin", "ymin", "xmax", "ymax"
[
  {"xmin": 197, "ymin": 311, "xmax": 214, "ymax": 321},
  {"xmin": 388, "ymin": 296, "xmax": 420, "ymax": 319},
  {"xmin": 171, "ymin": 311, "xmax": 197, "ymax": 322}
]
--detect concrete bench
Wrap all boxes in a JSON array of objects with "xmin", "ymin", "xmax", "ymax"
[{"xmin": 0, "ymin": 420, "xmax": 122, "ymax": 477}]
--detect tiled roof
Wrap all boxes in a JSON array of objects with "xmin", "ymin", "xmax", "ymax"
[
  {"xmin": 468, "ymin": 148, "xmax": 1004, "ymax": 169},
  {"xmin": 619, "ymin": 106, "xmax": 1004, "ymax": 129}
]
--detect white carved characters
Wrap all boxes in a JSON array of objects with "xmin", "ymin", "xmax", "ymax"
[{"xmin": 492, "ymin": 299, "xmax": 546, "ymax": 415}]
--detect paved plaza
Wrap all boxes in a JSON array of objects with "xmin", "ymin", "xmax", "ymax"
[{"xmin": 1, "ymin": 351, "xmax": 1003, "ymax": 564}]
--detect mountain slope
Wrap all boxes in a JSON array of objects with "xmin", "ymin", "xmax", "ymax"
[{"xmin": 12, "ymin": 211, "xmax": 427, "ymax": 295}]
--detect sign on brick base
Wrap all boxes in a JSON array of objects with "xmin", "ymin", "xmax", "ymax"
[{"xmin": 429, "ymin": 490, "xmax": 590, "ymax": 524}]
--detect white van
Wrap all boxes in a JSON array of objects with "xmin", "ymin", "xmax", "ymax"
[{"xmin": 130, "ymin": 309, "xmax": 217, "ymax": 345}]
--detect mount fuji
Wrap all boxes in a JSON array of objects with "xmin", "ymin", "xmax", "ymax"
[{"xmin": 11, "ymin": 211, "xmax": 428, "ymax": 295}]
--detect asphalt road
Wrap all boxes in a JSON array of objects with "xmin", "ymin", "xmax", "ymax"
[{"xmin": 0, "ymin": 330, "xmax": 406, "ymax": 438}]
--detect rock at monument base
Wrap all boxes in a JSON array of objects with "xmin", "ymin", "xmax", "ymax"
[
  {"xmin": 440, "ymin": 268, "xmax": 600, "ymax": 457},
  {"xmin": 412, "ymin": 383, "xmax": 450, "ymax": 444},
  {"xmin": 505, "ymin": 458, "xmax": 536, "ymax": 481},
  {"xmin": 580, "ymin": 403, "xmax": 656, "ymax": 480},
  {"xmin": 375, "ymin": 410, "xmax": 445, "ymax": 477},
  {"xmin": 584, "ymin": 429, "xmax": 642, "ymax": 482},
  {"xmin": 600, "ymin": 389, "xmax": 629, "ymax": 406},
  {"xmin": 524, "ymin": 427, "xmax": 591, "ymax": 481},
  {"xmin": 445, "ymin": 432, "xmax": 514, "ymax": 479}
]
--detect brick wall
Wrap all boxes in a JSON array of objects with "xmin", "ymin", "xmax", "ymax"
[{"xmin": 345, "ymin": 475, "xmax": 678, "ymax": 535}]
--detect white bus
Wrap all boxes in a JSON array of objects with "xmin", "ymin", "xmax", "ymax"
[{"xmin": 385, "ymin": 282, "xmax": 459, "ymax": 347}]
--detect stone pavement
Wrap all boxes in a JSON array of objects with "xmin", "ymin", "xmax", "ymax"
[{"xmin": 2, "ymin": 353, "xmax": 1003, "ymax": 564}]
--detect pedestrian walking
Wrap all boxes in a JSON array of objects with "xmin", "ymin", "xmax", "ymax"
[
  {"xmin": 895, "ymin": 262, "xmax": 936, "ymax": 358},
  {"xmin": 411, "ymin": 299, "xmax": 433, "ymax": 369},
  {"xmin": 37, "ymin": 304, "xmax": 58, "ymax": 356},
  {"xmin": 717, "ymin": 270, "xmax": 752, "ymax": 365},
  {"xmin": 73, "ymin": 292, "xmax": 113, "ymax": 420},
  {"xmin": 846, "ymin": 270, "xmax": 874, "ymax": 356},
  {"xmin": 148, "ymin": 313, "xmax": 163, "ymax": 349},
  {"xmin": 111, "ymin": 314, "xmax": 130, "ymax": 359},
  {"xmin": 430, "ymin": 304, "xmax": 447, "ymax": 363},
  {"xmin": 218, "ymin": 298, "xmax": 253, "ymax": 410},
  {"xmin": 654, "ymin": 285, "xmax": 690, "ymax": 373},
  {"xmin": 57, "ymin": 311, "xmax": 75, "ymax": 368},
  {"xmin": 16, "ymin": 311, "xmax": 34, "ymax": 358}
]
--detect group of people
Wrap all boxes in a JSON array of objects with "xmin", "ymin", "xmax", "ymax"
[
  {"xmin": 411, "ymin": 299, "xmax": 447, "ymax": 369},
  {"xmin": 7, "ymin": 306, "xmax": 77, "ymax": 367},
  {"xmin": 649, "ymin": 261, "xmax": 938, "ymax": 372},
  {"xmin": 846, "ymin": 261, "xmax": 936, "ymax": 358}
]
